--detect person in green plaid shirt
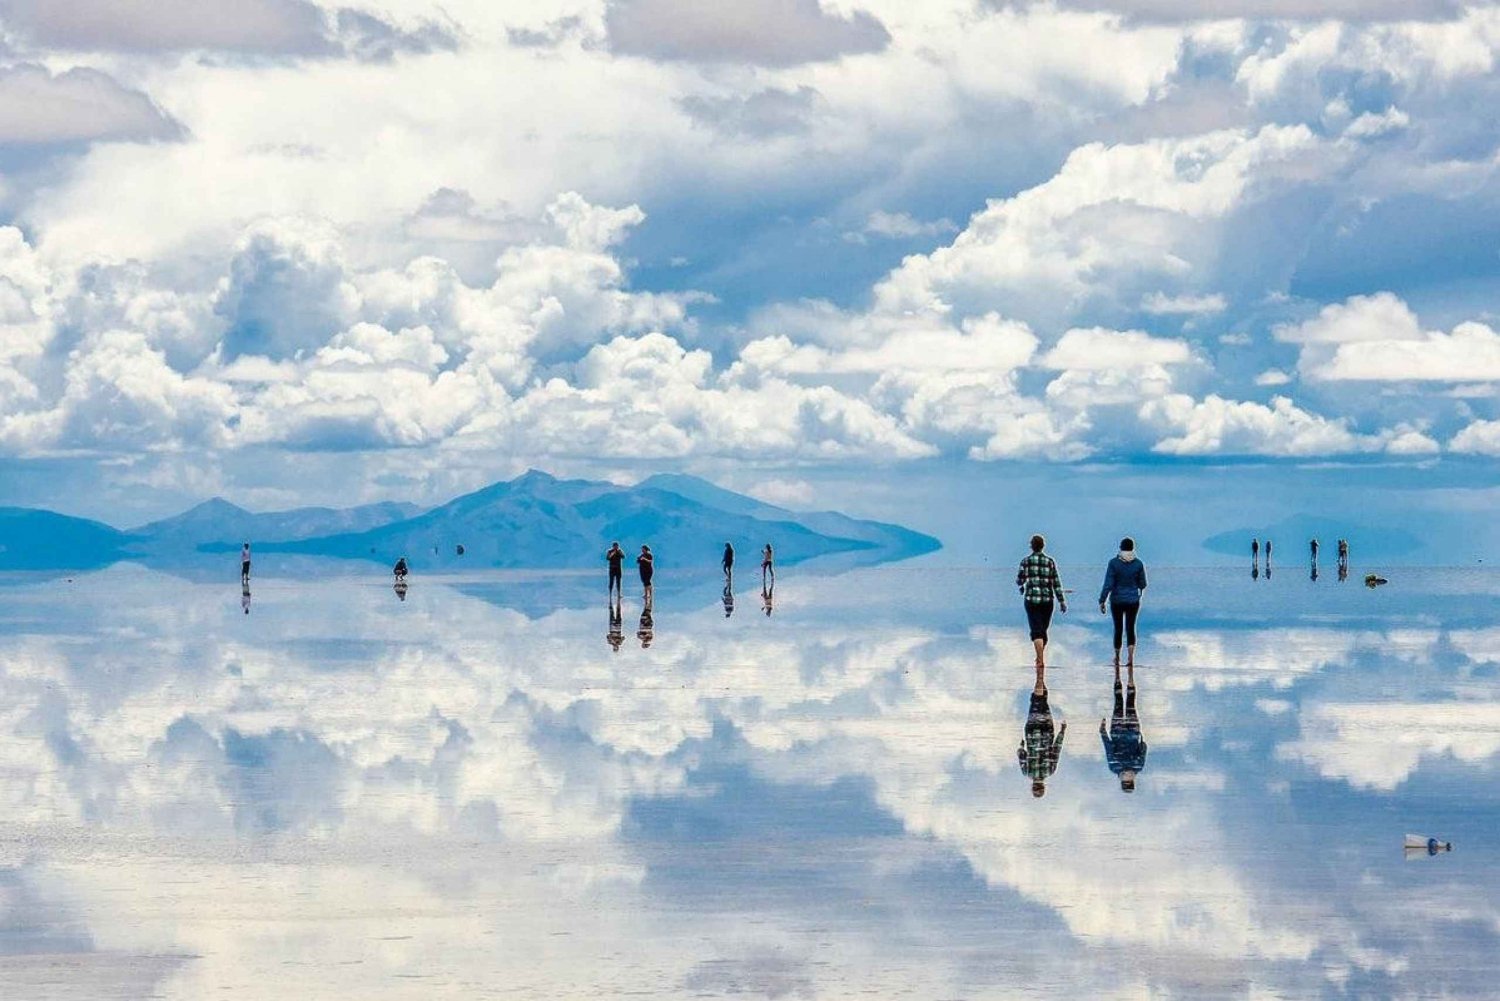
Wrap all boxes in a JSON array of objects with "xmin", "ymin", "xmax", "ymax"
[{"xmin": 1017, "ymin": 534, "xmax": 1067, "ymax": 669}]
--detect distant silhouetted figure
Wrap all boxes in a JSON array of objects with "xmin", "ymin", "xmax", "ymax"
[
  {"xmin": 608, "ymin": 598, "xmax": 624, "ymax": 652},
  {"xmin": 638, "ymin": 545, "xmax": 654, "ymax": 600},
  {"xmin": 1099, "ymin": 537, "xmax": 1147, "ymax": 668},
  {"xmin": 722, "ymin": 542, "xmax": 735, "ymax": 583},
  {"xmin": 722, "ymin": 583, "xmax": 735, "ymax": 618},
  {"xmin": 761, "ymin": 582, "xmax": 774, "ymax": 617},
  {"xmin": 606, "ymin": 542, "xmax": 625, "ymax": 599},
  {"xmin": 637, "ymin": 601, "xmax": 654, "ymax": 648},
  {"xmin": 241, "ymin": 542, "xmax": 251, "ymax": 584},
  {"xmin": 1019, "ymin": 666, "xmax": 1065, "ymax": 799},
  {"xmin": 393, "ymin": 556, "xmax": 409, "ymax": 581},
  {"xmin": 241, "ymin": 582, "xmax": 251, "ymax": 615},
  {"xmin": 1265, "ymin": 538, "xmax": 1273, "ymax": 566},
  {"xmin": 1310, "ymin": 538, "xmax": 1319, "ymax": 561},
  {"xmin": 1337, "ymin": 538, "xmax": 1349, "ymax": 580},
  {"xmin": 761, "ymin": 543, "xmax": 775, "ymax": 587},
  {"xmin": 1018, "ymin": 534, "xmax": 1067, "ymax": 669},
  {"xmin": 1101, "ymin": 662, "xmax": 1146, "ymax": 794},
  {"xmin": 1251, "ymin": 537, "xmax": 1259, "ymax": 573}
]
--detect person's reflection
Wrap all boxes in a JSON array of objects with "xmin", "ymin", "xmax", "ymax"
[
  {"xmin": 637, "ymin": 596, "xmax": 655, "ymax": 648},
  {"xmin": 722, "ymin": 583, "xmax": 735, "ymax": 618},
  {"xmin": 1018, "ymin": 665, "xmax": 1065, "ymax": 798},
  {"xmin": 1252, "ymin": 561, "xmax": 1259, "ymax": 580},
  {"xmin": 761, "ymin": 582, "xmax": 774, "ymax": 617},
  {"xmin": 393, "ymin": 580, "xmax": 409, "ymax": 602},
  {"xmin": 607, "ymin": 597, "xmax": 624, "ymax": 652},
  {"xmin": 1311, "ymin": 559, "xmax": 1319, "ymax": 582},
  {"xmin": 1100, "ymin": 663, "xmax": 1146, "ymax": 793},
  {"xmin": 241, "ymin": 582, "xmax": 252, "ymax": 615}
]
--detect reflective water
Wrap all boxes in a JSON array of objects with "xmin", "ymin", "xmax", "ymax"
[{"xmin": 2, "ymin": 563, "xmax": 1497, "ymax": 999}]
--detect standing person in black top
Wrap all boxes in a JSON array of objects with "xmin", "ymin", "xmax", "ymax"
[
  {"xmin": 722, "ymin": 542, "xmax": 735, "ymax": 584},
  {"xmin": 1017, "ymin": 534, "xmax": 1067, "ymax": 669},
  {"xmin": 637, "ymin": 544, "xmax": 654, "ymax": 601},
  {"xmin": 606, "ymin": 542, "xmax": 625, "ymax": 599}
]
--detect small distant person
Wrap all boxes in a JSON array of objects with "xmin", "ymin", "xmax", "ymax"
[
  {"xmin": 1098, "ymin": 537, "xmax": 1147, "ymax": 668},
  {"xmin": 761, "ymin": 581, "xmax": 774, "ymax": 617},
  {"xmin": 1251, "ymin": 537, "xmax": 1259, "ymax": 566},
  {"xmin": 761, "ymin": 543, "xmax": 775, "ymax": 587},
  {"xmin": 1310, "ymin": 537, "xmax": 1319, "ymax": 561},
  {"xmin": 1019, "ymin": 669, "xmax": 1065, "ymax": 799},
  {"xmin": 722, "ymin": 582, "xmax": 735, "ymax": 618},
  {"xmin": 393, "ymin": 556, "xmax": 409, "ymax": 581},
  {"xmin": 606, "ymin": 542, "xmax": 625, "ymax": 599},
  {"xmin": 638, "ymin": 544, "xmax": 654, "ymax": 599},
  {"xmin": 1017, "ymin": 535, "xmax": 1067, "ymax": 669},
  {"xmin": 723, "ymin": 542, "xmax": 735, "ymax": 582},
  {"xmin": 1265, "ymin": 538, "xmax": 1273, "ymax": 563},
  {"xmin": 608, "ymin": 599, "xmax": 624, "ymax": 652},
  {"xmin": 241, "ymin": 582, "xmax": 251, "ymax": 616},
  {"xmin": 241, "ymin": 542, "xmax": 251, "ymax": 584},
  {"xmin": 1100, "ymin": 662, "xmax": 1146, "ymax": 794}
]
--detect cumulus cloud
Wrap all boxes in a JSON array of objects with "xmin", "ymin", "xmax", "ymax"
[
  {"xmin": 1141, "ymin": 393, "xmax": 1377, "ymax": 456},
  {"xmin": 604, "ymin": 0, "xmax": 890, "ymax": 66},
  {"xmin": 0, "ymin": 64, "xmax": 183, "ymax": 145},
  {"xmin": 1279, "ymin": 293, "xmax": 1500, "ymax": 382},
  {"xmin": 871, "ymin": 125, "xmax": 1334, "ymax": 330},
  {"xmin": 1140, "ymin": 291, "xmax": 1227, "ymax": 315},
  {"xmin": 1450, "ymin": 419, "xmax": 1500, "ymax": 456},
  {"xmin": 0, "ymin": 0, "xmax": 459, "ymax": 59}
]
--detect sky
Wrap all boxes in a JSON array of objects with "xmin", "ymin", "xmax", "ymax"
[{"xmin": 1, "ymin": 0, "xmax": 1499, "ymax": 537}]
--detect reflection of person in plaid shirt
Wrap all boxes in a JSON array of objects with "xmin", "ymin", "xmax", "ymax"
[
  {"xmin": 1017, "ymin": 535, "xmax": 1066, "ymax": 668},
  {"xmin": 1019, "ymin": 684, "xmax": 1066, "ymax": 798}
]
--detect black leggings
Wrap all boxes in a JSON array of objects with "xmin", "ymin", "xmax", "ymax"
[{"xmin": 1110, "ymin": 602, "xmax": 1140, "ymax": 649}]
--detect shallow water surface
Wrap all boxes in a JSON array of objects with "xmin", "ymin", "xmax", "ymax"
[{"xmin": 1, "ymin": 563, "xmax": 1496, "ymax": 999}]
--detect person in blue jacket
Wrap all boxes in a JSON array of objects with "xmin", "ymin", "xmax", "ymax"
[{"xmin": 1098, "ymin": 537, "xmax": 1147, "ymax": 668}]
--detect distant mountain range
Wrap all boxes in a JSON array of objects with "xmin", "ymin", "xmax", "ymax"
[{"xmin": 0, "ymin": 471, "xmax": 940, "ymax": 571}]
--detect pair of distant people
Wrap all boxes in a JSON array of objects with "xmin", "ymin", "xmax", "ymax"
[
  {"xmin": 722, "ymin": 542, "xmax": 775, "ymax": 587},
  {"xmin": 1016, "ymin": 534, "xmax": 1147, "ymax": 670},
  {"xmin": 605, "ymin": 542, "xmax": 653, "ymax": 600}
]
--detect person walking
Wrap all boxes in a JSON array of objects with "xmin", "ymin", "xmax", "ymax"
[
  {"xmin": 606, "ymin": 541, "xmax": 625, "ymax": 599},
  {"xmin": 1017, "ymin": 534, "xmax": 1067, "ymax": 669},
  {"xmin": 1100, "ymin": 662, "xmax": 1146, "ymax": 793},
  {"xmin": 637, "ymin": 544, "xmax": 654, "ymax": 600},
  {"xmin": 241, "ymin": 542, "xmax": 252, "ymax": 584},
  {"xmin": 1098, "ymin": 537, "xmax": 1147, "ymax": 668},
  {"xmin": 722, "ymin": 542, "xmax": 735, "ymax": 583},
  {"xmin": 761, "ymin": 543, "xmax": 775, "ymax": 588}
]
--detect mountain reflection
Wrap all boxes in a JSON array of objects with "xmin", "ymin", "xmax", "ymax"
[{"xmin": 1, "ymin": 565, "xmax": 1498, "ymax": 998}]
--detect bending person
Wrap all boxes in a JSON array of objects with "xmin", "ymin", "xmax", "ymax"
[
  {"xmin": 1098, "ymin": 537, "xmax": 1147, "ymax": 668},
  {"xmin": 1017, "ymin": 534, "xmax": 1067, "ymax": 669}
]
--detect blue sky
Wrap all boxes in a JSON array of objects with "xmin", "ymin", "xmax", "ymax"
[{"xmin": 1, "ymin": 0, "xmax": 1499, "ymax": 530}]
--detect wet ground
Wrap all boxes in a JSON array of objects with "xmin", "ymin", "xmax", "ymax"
[{"xmin": 1, "ymin": 562, "xmax": 1496, "ymax": 999}]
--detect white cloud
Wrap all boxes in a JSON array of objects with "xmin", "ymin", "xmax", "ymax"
[
  {"xmin": 1450, "ymin": 419, "xmax": 1500, "ymax": 456},
  {"xmin": 1281, "ymin": 702, "xmax": 1500, "ymax": 791},
  {"xmin": 0, "ymin": 64, "xmax": 183, "ymax": 145},
  {"xmin": 1038, "ymin": 327, "xmax": 1193, "ymax": 370},
  {"xmin": 1140, "ymin": 291, "xmax": 1227, "ymax": 315},
  {"xmin": 1254, "ymin": 369, "xmax": 1292, "ymax": 386},
  {"xmin": 1280, "ymin": 293, "xmax": 1500, "ymax": 382},
  {"xmin": 1141, "ymin": 393, "xmax": 1377, "ymax": 456}
]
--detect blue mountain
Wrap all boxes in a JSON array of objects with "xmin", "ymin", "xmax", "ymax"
[
  {"xmin": 0, "ymin": 508, "xmax": 131, "ymax": 570},
  {"xmin": 129, "ymin": 497, "xmax": 422, "ymax": 552},
  {"xmin": 263, "ymin": 469, "xmax": 941, "ymax": 569}
]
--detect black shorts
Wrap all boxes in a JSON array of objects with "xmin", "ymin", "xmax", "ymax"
[
  {"xmin": 640, "ymin": 571, "xmax": 653, "ymax": 586},
  {"xmin": 241, "ymin": 561, "xmax": 251, "ymax": 575},
  {"xmin": 1025, "ymin": 601, "xmax": 1054, "ymax": 641}
]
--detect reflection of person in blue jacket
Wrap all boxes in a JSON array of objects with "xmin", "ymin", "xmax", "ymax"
[{"xmin": 1101, "ymin": 663, "xmax": 1146, "ymax": 793}]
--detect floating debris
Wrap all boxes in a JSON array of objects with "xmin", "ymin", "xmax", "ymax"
[
  {"xmin": 1364, "ymin": 573, "xmax": 1388, "ymax": 588},
  {"xmin": 1404, "ymin": 834, "xmax": 1452, "ymax": 857}
]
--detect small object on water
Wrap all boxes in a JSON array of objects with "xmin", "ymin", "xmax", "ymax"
[
  {"xmin": 1364, "ymin": 573, "xmax": 1388, "ymax": 588},
  {"xmin": 1404, "ymin": 834, "xmax": 1452, "ymax": 856}
]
